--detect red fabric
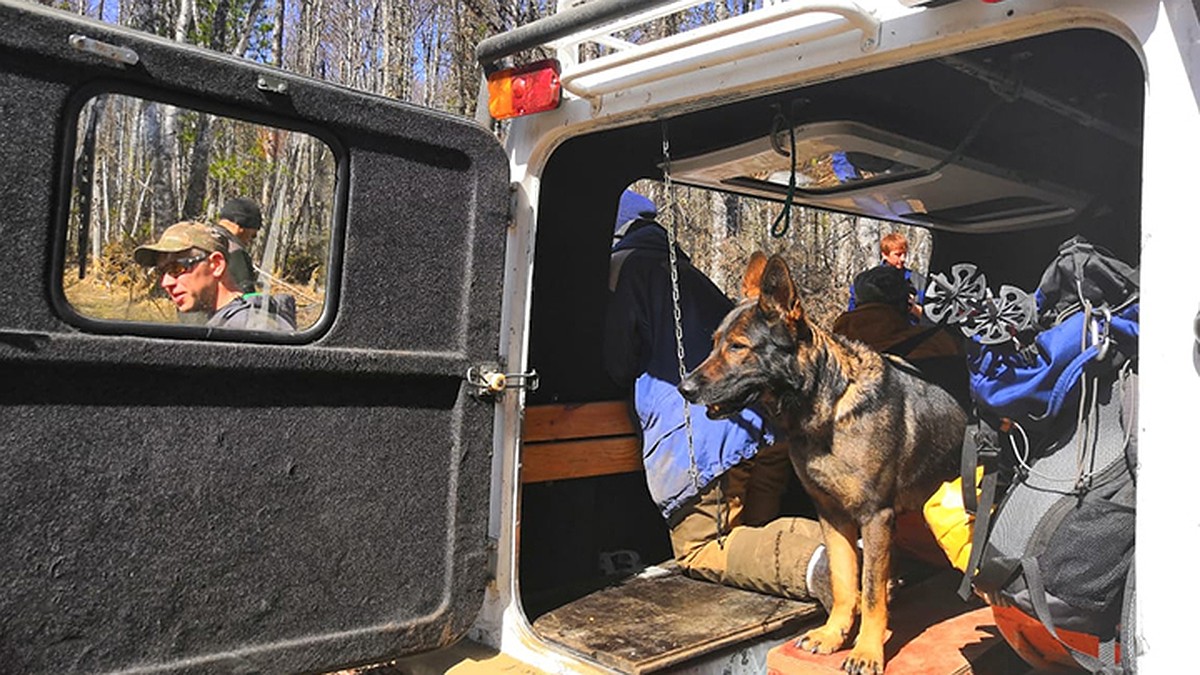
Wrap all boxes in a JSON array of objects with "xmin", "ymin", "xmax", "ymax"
[
  {"xmin": 992, "ymin": 604, "xmax": 1120, "ymax": 670},
  {"xmin": 767, "ymin": 572, "xmax": 1002, "ymax": 674}
]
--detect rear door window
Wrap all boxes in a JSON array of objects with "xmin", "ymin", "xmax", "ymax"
[{"xmin": 62, "ymin": 93, "xmax": 337, "ymax": 336}]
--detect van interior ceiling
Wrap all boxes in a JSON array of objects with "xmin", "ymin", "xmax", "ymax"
[{"xmin": 520, "ymin": 25, "xmax": 1143, "ymax": 658}]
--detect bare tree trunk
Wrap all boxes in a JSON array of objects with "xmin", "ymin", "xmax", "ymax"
[
  {"xmin": 708, "ymin": 192, "xmax": 727, "ymax": 290},
  {"xmin": 380, "ymin": 0, "xmax": 394, "ymax": 96},
  {"xmin": 101, "ymin": 159, "xmax": 112, "ymax": 248},
  {"xmin": 132, "ymin": 170, "xmax": 151, "ymax": 239},
  {"xmin": 143, "ymin": 103, "xmax": 175, "ymax": 232},
  {"xmin": 180, "ymin": 117, "xmax": 213, "ymax": 219},
  {"xmin": 296, "ymin": 0, "xmax": 325, "ymax": 79},
  {"xmin": 453, "ymin": 1, "xmax": 473, "ymax": 115},
  {"xmin": 395, "ymin": 0, "xmax": 413, "ymax": 100},
  {"xmin": 173, "ymin": 0, "xmax": 192, "ymax": 41},
  {"xmin": 74, "ymin": 98, "xmax": 105, "ymax": 275},
  {"xmin": 230, "ymin": 0, "xmax": 266, "ymax": 57},
  {"xmin": 149, "ymin": 0, "xmax": 203, "ymax": 230},
  {"xmin": 160, "ymin": 0, "xmax": 195, "ymax": 210},
  {"xmin": 421, "ymin": 4, "xmax": 442, "ymax": 107},
  {"xmin": 116, "ymin": 97, "xmax": 132, "ymax": 238},
  {"xmin": 259, "ymin": 143, "xmax": 297, "ymax": 286},
  {"xmin": 275, "ymin": 0, "xmax": 285, "ymax": 68},
  {"xmin": 855, "ymin": 219, "xmax": 882, "ymax": 273},
  {"xmin": 210, "ymin": 0, "xmax": 231, "ymax": 51},
  {"xmin": 344, "ymin": 1, "xmax": 362, "ymax": 90},
  {"xmin": 125, "ymin": 0, "xmax": 159, "ymax": 35}
]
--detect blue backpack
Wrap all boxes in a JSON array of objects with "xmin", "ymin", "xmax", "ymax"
[{"xmin": 926, "ymin": 236, "xmax": 1139, "ymax": 673}]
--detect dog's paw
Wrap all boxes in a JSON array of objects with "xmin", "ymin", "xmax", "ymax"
[
  {"xmin": 841, "ymin": 644, "xmax": 884, "ymax": 675},
  {"xmin": 796, "ymin": 623, "xmax": 847, "ymax": 655}
]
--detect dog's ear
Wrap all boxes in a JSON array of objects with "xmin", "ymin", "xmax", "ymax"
[
  {"xmin": 742, "ymin": 252, "xmax": 768, "ymax": 300},
  {"xmin": 759, "ymin": 255, "xmax": 810, "ymax": 335},
  {"xmin": 758, "ymin": 255, "xmax": 796, "ymax": 317}
]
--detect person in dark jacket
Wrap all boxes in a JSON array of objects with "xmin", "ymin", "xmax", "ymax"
[
  {"xmin": 834, "ymin": 264, "xmax": 970, "ymax": 411},
  {"xmin": 603, "ymin": 190, "xmax": 830, "ymax": 604},
  {"xmin": 847, "ymin": 231, "xmax": 926, "ymax": 321},
  {"xmin": 216, "ymin": 197, "xmax": 263, "ymax": 294}
]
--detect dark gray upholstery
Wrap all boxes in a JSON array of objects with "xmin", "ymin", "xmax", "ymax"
[{"xmin": 0, "ymin": 2, "xmax": 508, "ymax": 673}]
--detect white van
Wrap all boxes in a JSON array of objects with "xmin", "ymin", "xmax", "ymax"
[{"xmin": 1, "ymin": 1, "xmax": 1196, "ymax": 673}]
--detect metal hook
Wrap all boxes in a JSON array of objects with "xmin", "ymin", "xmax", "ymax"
[{"xmin": 769, "ymin": 105, "xmax": 791, "ymax": 157}]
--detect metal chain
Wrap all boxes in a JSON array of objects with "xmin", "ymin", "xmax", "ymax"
[{"xmin": 662, "ymin": 125, "xmax": 725, "ymax": 542}]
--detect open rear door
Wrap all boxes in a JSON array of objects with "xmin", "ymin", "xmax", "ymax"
[{"xmin": 0, "ymin": 2, "xmax": 509, "ymax": 673}]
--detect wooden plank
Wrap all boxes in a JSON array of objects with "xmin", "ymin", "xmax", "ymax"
[
  {"xmin": 533, "ymin": 569, "xmax": 823, "ymax": 674},
  {"xmin": 523, "ymin": 401, "xmax": 637, "ymax": 442},
  {"xmin": 521, "ymin": 436, "xmax": 642, "ymax": 483}
]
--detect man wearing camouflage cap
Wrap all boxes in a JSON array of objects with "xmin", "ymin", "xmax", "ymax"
[{"xmin": 134, "ymin": 221, "xmax": 295, "ymax": 331}]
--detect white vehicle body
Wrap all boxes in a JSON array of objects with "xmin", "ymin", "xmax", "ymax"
[
  {"xmin": 0, "ymin": 1, "xmax": 1195, "ymax": 673},
  {"xmin": 474, "ymin": 1, "xmax": 1199, "ymax": 672}
]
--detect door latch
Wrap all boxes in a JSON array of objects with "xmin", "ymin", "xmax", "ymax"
[{"xmin": 466, "ymin": 364, "xmax": 539, "ymax": 398}]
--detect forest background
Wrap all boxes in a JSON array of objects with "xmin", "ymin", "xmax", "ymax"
[{"xmin": 42, "ymin": 0, "xmax": 930, "ymax": 328}]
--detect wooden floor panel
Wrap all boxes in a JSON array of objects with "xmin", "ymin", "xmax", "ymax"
[{"xmin": 532, "ymin": 567, "xmax": 823, "ymax": 674}]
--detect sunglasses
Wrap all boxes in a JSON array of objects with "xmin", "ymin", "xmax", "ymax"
[{"xmin": 156, "ymin": 252, "xmax": 211, "ymax": 277}]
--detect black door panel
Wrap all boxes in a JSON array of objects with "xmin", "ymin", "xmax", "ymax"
[{"xmin": 0, "ymin": 2, "xmax": 508, "ymax": 673}]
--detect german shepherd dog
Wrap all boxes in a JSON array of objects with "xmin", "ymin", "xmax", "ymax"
[{"xmin": 679, "ymin": 253, "xmax": 966, "ymax": 675}]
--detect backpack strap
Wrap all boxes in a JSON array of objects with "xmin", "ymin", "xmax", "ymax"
[
  {"xmin": 960, "ymin": 430, "xmax": 979, "ymax": 515},
  {"xmin": 883, "ymin": 325, "xmax": 943, "ymax": 359},
  {"xmin": 956, "ymin": 417, "xmax": 1002, "ymax": 601},
  {"xmin": 1023, "ymin": 556, "xmax": 1125, "ymax": 674},
  {"xmin": 956, "ymin": 466, "xmax": 999, "ymax": 601},
  {"xmin": 1120, "ymin": 557, "xmax": 1136, "ymax": 672},
  {"xmin": 958, "ymin": 419, "xmax": 998, "ymax": 515}
]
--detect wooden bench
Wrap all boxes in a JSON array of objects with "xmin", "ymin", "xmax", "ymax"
[{"xmin": 521, "ymin": 401, "xmax": 643, "ymax": 483}]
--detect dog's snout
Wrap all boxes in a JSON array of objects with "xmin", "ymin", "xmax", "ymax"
[{"xmin": 678, "ymin": 374, "xmax": 701, "ymax": 402}]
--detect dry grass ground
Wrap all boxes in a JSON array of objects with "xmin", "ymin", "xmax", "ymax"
[
  {"xmin": 63, "ymin": 273, "xmax": 325, "ymax": 329},
  {"xmin": 63, "ymin": 274, "xmax": 178, "ymax": 322}
]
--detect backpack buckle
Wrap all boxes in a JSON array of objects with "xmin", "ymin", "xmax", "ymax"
[{"xmin": 1088, "ymin": 305, "xmax": 1113, "ymax": 362}]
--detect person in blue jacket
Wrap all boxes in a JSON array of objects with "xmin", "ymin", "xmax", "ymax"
[{"xmin": 603, "ymin": 189, "xmax": 830, "ymax": 604}]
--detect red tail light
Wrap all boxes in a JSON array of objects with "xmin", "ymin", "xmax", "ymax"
[{"xmin": 487, "ymin": 59, "xmax": 562, "ymax": 121}]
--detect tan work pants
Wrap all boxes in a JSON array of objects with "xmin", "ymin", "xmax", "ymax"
[{"xmin": 667, "ymin": 442, "xmax": 824, "ymax": 600}]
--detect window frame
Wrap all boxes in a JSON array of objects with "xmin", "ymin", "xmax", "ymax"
[{"xmin": 50, "ymin": 79, "xmax": 349, "ymax": 345}]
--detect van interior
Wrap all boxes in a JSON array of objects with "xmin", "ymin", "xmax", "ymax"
[{"xmin": 518, "ymin": 27, "xmax": 1142, "ymax": 671}]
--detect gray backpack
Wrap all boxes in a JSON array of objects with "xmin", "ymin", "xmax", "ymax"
[
  {"xmin": 931, "ymin": 237, "xmax": 1139, "ymax": 673},
  {"xmin": 964, "ymin": 369, "xmax": 1136, "ymax": 673}
]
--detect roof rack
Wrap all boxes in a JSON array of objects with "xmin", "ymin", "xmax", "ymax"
[
  {"xmin": 476, "ymin": 0, "xmax": 680, "ymax": 70},
  {"xmin": 477, "ymin": 0, "xmax": 880, "ymax": 98}
]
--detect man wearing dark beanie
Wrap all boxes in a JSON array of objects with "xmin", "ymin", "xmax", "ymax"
[{"xmin": 217, "ymin": 197, "xmax": 263, "ymax": 293}]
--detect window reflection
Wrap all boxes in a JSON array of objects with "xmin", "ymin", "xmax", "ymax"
[
  {"xmin": 753, "ymin": 150, "xmax": 921, "ymax": 190},
  {"xmin": 63, "ymin": 94, "xmax": 336, "ymax": 333}
]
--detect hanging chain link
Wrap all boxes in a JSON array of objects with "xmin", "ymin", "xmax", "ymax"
[
  {"xmin": 662, "ymin": 131, "xmax": 700, "ymax": 496},
  {"xmin": 662, "ymin": 125, "xmax": 725, "ymax": 543}
]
